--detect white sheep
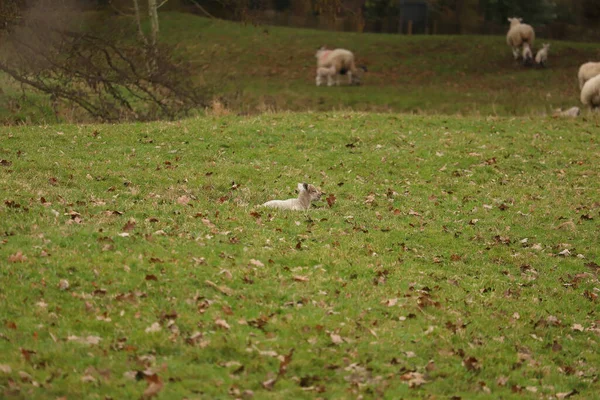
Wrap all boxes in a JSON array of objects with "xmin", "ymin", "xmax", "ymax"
[
  {"xmin": 315, "ymin": 65, "xmax": 336, "ymax": 87},
  {"xmin": 535, "ymin": 43, "xmax": 550, "ymax": 67},
  {"xmin": 577, "ymin": 62, "xmax": 600, "ymax": 89},
  {"xmin": 580, "ymin": 73, "xmax": 600, "ymax": 109},
  {"xmin": 315, "ymin": 47, "xmax": 363, "ymax": 85},
  {"xmin": 522, "ymin": 43, "xmax": 533, "ymax": 66},
  {"xmin": 506, "ymin": 17, "xmax": 535, "ymax": 60},
  {"xmin": 262, "ymin": 183, "xmax": 323, "ymax": 211}
]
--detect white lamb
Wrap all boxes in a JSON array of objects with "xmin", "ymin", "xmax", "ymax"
[
  {"xmin": 580, "ymin": 73, "xmax": 600, "ymax": 109},
  {"xmin": 315, "ymin": 65, "xmax": 336, "ymax": 87},
  {"xmin": 535, "ymin": 43, "xmax": 550, "ymax": 67},
  {"xmin": 315, "ymin": 47, "xmax": 363, "ymax": 86},
  {"xmin": 506, "ymin": 17, "xmax": 535, "ymax": 60},
  {"xmin": 522, "ymin": 43, "xmax": 533, "ymax": 66},
  {"xmin": 577, "ymin": 62, "xmax": 600, "ymax": 89},
  {"xmin": 262, "ymin": 183, "xmax": 323, "ymax": 211}
]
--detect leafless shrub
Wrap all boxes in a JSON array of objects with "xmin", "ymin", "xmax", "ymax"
[{"xmin": 0, "ymin": 0, "xmax": 208, "ymax": 122}]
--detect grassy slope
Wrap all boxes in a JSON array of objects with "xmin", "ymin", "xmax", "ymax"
[
  {"xmin": 2, "ymin": 13, "xmax": 600, "ymax": 124},
  {"xmin": 1, "ymin": 113, "xmax": 599, "ymax": 398}
]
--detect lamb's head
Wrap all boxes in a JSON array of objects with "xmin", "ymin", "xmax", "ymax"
[
  {"xmin": 542, "ymin": 43, "xmax": 550, "ymax": 50},
  {"xmin": 315, "ymin": 46, "xmax": 328, "ymax": 59},
  {"xmin": 297, "ymin": 183, "xmax": 323, "ymax": 202},
  {"xmin": 507, "ymin": 17, "xmax": 522, "ymax": 27}
]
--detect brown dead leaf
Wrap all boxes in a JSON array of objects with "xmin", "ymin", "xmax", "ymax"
[
  {"xmin": 8, "ymin": 251, "xmax": 27, "ymax": 263},
  {"xmin": 205, "ymin": 280, "xmax": 233, "ymax": 296},
  {"xmin": 122, "ymin": 218, "xmax": 136, "ymax": 232},
  {"xmin": 262, "ymin": 377, "xmax": 277, "ymax": 390},
  {"xmin": 330, "ymin": 333, "xmax": 343, "ymax": 345},
  {"xmin": 142, "ymin": 373, "xmax": 164, "ymax": 399},
  {"xmin": 462, "ymin": 356, "xmax": 481, "ymax": 371},
  {"xmin": 249, "ymin": 259, "xmax": 264, "ymax": 267},
  {"xmin": 326, "ymin": 194, "xmax": 336, "ymax": 207},
  {"xmin": 556, "ymin": 389, "xmax": 579, "ymax": 399},
  {"xmin": 400, "ymin": 371, "xmax": 427, "ymax": 388},
  {"xmin": 215, "ymin": 319, "xmax": 230, "ymax": 330},
  {"xmin": 177, "ymin": 195, "xmax": 190, "ymax": 205},
  {"xmin": 293, "ymin": 275, "xmax": 309, "ymax": 282}
]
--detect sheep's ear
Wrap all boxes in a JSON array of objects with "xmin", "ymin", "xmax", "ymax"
[
  {"xmin": 297, "ymin": 183, "xmax": 306, "ymax": 192},
  {"xmin": 518, "ymin": 18, "xmax": 522, "ymax": 22},
  {"xmin": 507, "ymin": 18, "xmax": 511, "ymax": 22}
]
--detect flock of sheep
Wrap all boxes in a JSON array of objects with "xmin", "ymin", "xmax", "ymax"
[
  {"xmin": 314, "ymin": 18, "xmax": 600, "ymax": 112},
  {"xmin": 506, "ymin": 17, "xmax": 600, "ymax": 111}
]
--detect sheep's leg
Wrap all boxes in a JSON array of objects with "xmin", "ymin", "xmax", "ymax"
[
  {"xmin": 347, "ymin": 71, "xmax": 353, "ymax": 85},
  {"xmin": 512, "ymin": 47, "xmax": 519, "ymax": 60},
  {"xmin": 316, "ymin": 75, "xmax": 322, "ymax": 86},
  {"xmin": 327, "ymin": 74, "xmax": 334, "ymax": 87}
]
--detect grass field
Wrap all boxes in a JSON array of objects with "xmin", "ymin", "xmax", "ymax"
[
  {"xmin": 1, "ymin": 112, "xmax": 599, "ymax": 398},
  {"xmin": 2, "ymin": 12, "xmax": 600, "ymax": 124}
]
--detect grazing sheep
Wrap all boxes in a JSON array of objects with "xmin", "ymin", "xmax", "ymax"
[
  {"xmin": 577, "ymin": 62, "xmax": 600, "ymax": 89},
  {"xmin": 535, "ymin": 43, "xmax": 550, "ymax": 67},
  {"xmin": 315, "ymin": 65, "xmax": 336, "ymax": 87},
  {"xmin": 262, "ymin": 183, "xmax": 323, "ymax": 211},
  {"xmin": 506, "ymin": 17, "xmax": 535, "ymax": 60},
  {"xmin": 522, "ymin": 43, "xmax": 533, "ymax": 67},
  {"xmin": 316, "ymin": 47, "xmax": 363, "ymax": 85},
  {"xmin": 580, "ymin": 74, "xmax": 600, "ymax": 109}
]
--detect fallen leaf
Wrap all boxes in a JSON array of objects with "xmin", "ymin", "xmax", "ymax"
[
  {"xmin": 205, "ymin": 280, "xmax": 233, "ymax": 296},
  {"xmin": 145, "ymin": 322, "xmax": 161, "ymax": 333},
  {"xmin": 8, "ymin": 251, "xmax": 27, "ymax": 263},
  {"xmin": 249, "ymin": 259, "xmax": 264, "ymax": 267},
  {"xmin": 330, "ymin": 333, "xmax": 343, "ymax": 345},
  {"xmin": 326, "ymin": 194, "xmax": 336, "ymax": 207},
  {"xmin": 400, "ymin": 371, "xmax": 427, "ymax": 388},
  {"xmin": 122, "ymin": 218, "xmax": 136, "ymax": 232},
  {"xmin": 0, "ymin": 364, "xmax": 12, "ymax": 374},
  {"xmin": 215, "ymin": 319, "xmax": 230, "ymax": 330},
  {"xmin": 142, "ymin": 373, "xmax": 164, "ymax": 399},
  {"xmin": 58, "ymin": 279, "xmax": 69, "ymax": 290},
  {"xmin": 571, "ymin": 324, "xmax": 584, "ymax": 332},
  {"xmin": 462, "ymin": 356, "xmax": 481, "ymax": 371},
  {"xmin": 556, "ymin": 389, "xmax": 579, "ymax": 399},
  {"xmin": 293, "ymin": 275, "xmax": 309, "ymax": 282},
  {"xmin": 177, "ymin": 195, "xmax": 190, "ymax": 205}
]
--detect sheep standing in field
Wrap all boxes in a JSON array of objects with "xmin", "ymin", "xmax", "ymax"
[
  {"xmin": 262, "ymin": 183, "xmax": 323, "ymax": 211},
  {"xmin": 535, "ymin": 43, "xmax": 550, "ymax": 67},
  {"xmin": 522, "ymin": 43, "xmax": 533, "ymax": 67},
  {"xmin": 580, "ymin": 74, "xmax": 600, "ymax": 109},
  {"xmin": 506, "ymin": 17, "xmax": 535, "ymax": 61},
  {"xmin": 315, "ymin": 46, "xmax": 364, "ymax": 86},
  {"xmin": 577, "ymin": 62, "xmax": 600, "ymax": 89},
  {"xmin": 315, "ymin": 65, "xmax": 336, "ymax": 87}
]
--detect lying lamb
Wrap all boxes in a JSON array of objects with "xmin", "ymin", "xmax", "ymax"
[
  {"xmin": 315, "ymin": 46, "xmax": 365, "ymax": 86},
  {"xmin": 535, "ymin": 43, "xmax": 550, "ymax": 67},
  {"xmin": 506, "ymin": 17, "xmax": 535, "ymax": 60},
  {"xmin": 316, "ymin": 65, "xmax": 336, "ymax": 87},
  {"xmin": 578, "ymin": 62, "xmax": 600, "ymax": 89},
  {"xmin": 580, "ymin": 74, "xmax": 600, "ymax": 109},
  {"xmin": 262, "ymin": 183, "xmax": 322, "ymax": 211}
]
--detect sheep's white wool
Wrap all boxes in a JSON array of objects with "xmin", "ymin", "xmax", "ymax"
[
  {"xmin": 522, "ymin": 43, "xmax": 533, "ymax": 65},
  {"xmin": 535, "ymin": 43, "xmax": 550, "ymax": 66},
  {"xmin": 316, "ymin": 65, "xmax": 336, "ymax": 86},
  {"xmin": 262, "ymin": 183, "xmax": 322, "ymax": 211},
  {"xmin": 315, "ymin": 47, "xmax": 362, "ymax": 85},
  {"xmin": 578, "ymin": 62, "xmax": 600, "ymax": 89},
  {"xmin": 506, "ymin": 17, "xmax": 535, "ymax": 60},
  {"xmin": 580, "ymin": 74, "xmax": 600, "ymax": 108}
]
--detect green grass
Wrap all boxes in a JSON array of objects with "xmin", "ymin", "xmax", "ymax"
[
  {"xmin": 1, "ymin": 112, "xmax": 599, "ymax": 398},
  {"xmin": 2, "ymin": 12, "xmax": 600, "ymax": 124}
]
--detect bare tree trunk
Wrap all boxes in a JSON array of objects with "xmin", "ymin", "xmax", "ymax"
[{"xmin": 148, "ymin": 0, "xmax": 159, "ymax": 49}]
